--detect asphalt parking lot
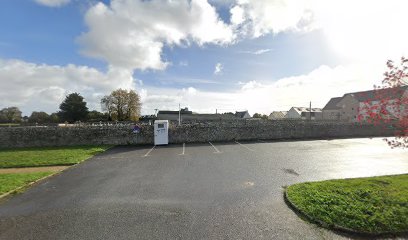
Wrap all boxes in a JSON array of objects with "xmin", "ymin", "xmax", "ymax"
[{"xmin": 0, "ymin": 138, "xmax": 407, "ymax": 240}]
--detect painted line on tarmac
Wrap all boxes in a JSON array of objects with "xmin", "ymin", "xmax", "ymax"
[
  {"xmin": 235, "ymin": 141, "xmax": 255, "ymax": 152},
  {"xmin": 208, "ymin": 142, "xmax": 221, "ymax": 154},
  {"xmin": 179, "ymin": 143, "xmax": 186, "ymax": 155},
  {"xmin": 143, "ymin": 146, "xmax": 156, "ymax": 157}
]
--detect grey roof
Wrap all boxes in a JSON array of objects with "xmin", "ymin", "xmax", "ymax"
[
  {"xmin": 292, "ymin": 107, "xmax": 322, "ymax": 113},
  {"xmin": 323, "ymin": 97, "xmax": 343, "ymax": 110},
  {"xmin": 269, "ymin": 111, "xmax": 287, "ymax": 119},
  {"xmin": 157, "ymin": 109, "xmax": 192, "ymax": 115},
  {"xmin": 235, "ymin": 111, "xmax": 249, "ymax": 118},
  {"xmin": 346, "ymin": 85, "xmax": 408, "ymax": 102}
]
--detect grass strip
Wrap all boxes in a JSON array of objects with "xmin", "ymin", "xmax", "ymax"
[
  {"xmin": 0, "ymin": 145, "xmax": 111, "ymax": 168},
  {"xmin": 286, "ymin": 174, "xmax": 408, "ymax": 235},
  {"xmin": 0, "ymin": 172, "xmax": 53, "ymax": 195}
]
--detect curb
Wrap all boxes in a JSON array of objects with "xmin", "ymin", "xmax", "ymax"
[
  {"xmin": 283, "ymin": 188, "xmax": 408, "ymax": 238},
  {"xmin": 0, "ymin": 145, "xmax": 114, "ymax": 200},
  {"xmin": 0, "ymin": 171, "xmax": 61, "ymax": 200}
]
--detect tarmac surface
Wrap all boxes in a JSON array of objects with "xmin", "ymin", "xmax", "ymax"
[{"xmin": 0, "ymin": 138, "xmax": 407, "ymax": 240}]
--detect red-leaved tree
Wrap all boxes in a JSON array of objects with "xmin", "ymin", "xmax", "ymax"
[{"xmin": 357, "ymin": 57, "xmax": 408, "ymax": 148}]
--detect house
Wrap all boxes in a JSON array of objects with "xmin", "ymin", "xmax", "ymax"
[
  {"xmin": 268, "ymin": 111, "xmax": 287, "ymax": 120},
  {"xmin": 157, "ymin": 108, "xmax": 238, "ymax": 121},
  {"xmin": 235, "ymin": 110, "xmax": 251, "ymax": 119},
  {"xmin": 322, "ymin": 97, "xmax": 342, "ymax": 120},
  {"xmin": 156, "ymin": 107, "xmax": 192, "ymax": 121},
  {"xmin": 336, "ymin": 86, "xmax": 408, "ymax": 122},
  {"xmin": 286, "ymin": 107, "xmax": 323, "ymax": 120}
]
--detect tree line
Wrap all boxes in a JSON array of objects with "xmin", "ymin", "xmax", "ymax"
[{"xmin": 0, "ymin": 89, "xmax": 141, "ymax": 124}]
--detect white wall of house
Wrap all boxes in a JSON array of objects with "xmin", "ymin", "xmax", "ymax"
[
  {"xmin": 242, "ymin": 112, "xmax": 251, "ymax": 119},
  {"xmin": 337, "ymin": 95, "xmax": 359, "ymax": 122},
  {"xmin": 358, "ymin": 99, "xmax": 406, "ymax": 120},
  {"xmin": 322, "ymin": 110, "xmax": 341, "ymax": 120},
  {"xmin": 286, "ymin": 108, "xmax": 301, "ymax": 119}
]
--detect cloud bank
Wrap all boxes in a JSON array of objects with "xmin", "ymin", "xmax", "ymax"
[{"xmin": 34, "ymin": 0, "xmax": 71, "ymax": 7}]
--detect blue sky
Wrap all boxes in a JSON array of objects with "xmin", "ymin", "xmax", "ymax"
[{"xmin": 1, "ymin": 0, "xmax": 407, "ymax": 115}]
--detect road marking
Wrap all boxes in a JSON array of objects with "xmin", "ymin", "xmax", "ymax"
[
  {"xmin": 208, "ymin": 142, "xmax": 221, "ymax": 153},
  {"xmin": 143, "ymin": 146, "xmax": 156, "ymax": 157},
  {"xmin": 258, "ymin": 139, "xmax": 267, "ymax": 143},
  {"xmin": 179, "ymin": 143, "xmax": 185, "ymax": 155},
  {"xmin": 235, "ymin": 141, "xmax": 255, "ymax": 152}
]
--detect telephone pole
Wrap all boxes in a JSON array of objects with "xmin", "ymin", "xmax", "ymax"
[{"xmin": 178, "ymin": 103, "xmax": 181, "ymax": 126}]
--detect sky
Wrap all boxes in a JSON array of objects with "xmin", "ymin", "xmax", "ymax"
[{"xmin": 1, "ymin": 0, "xmax": 408, "ymax": 116}]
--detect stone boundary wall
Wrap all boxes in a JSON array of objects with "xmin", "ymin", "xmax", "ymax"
[{"xmin": 0, "ymin": 121, "xmax": 395, "ymax": 148}]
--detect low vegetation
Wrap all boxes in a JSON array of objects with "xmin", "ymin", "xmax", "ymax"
[
  {"xmin": 0, "ymin": 145, "xmax": 110, "ymax": 168},
  {"xmin": 286, "ymin": 174, "xmax": 408, "ymax": 235},
  {"xmin": 0, "ymin": 172, "xmax": 53, "ymax": 195}
]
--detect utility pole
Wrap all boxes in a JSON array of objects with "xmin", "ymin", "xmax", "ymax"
[
  {"xmin": 178, "ymin": 103, "xmax": 181, "ymax": 126},
  {"xmin": 309, "ymin": 101, "xmax": 312, "ymax": 121},
  {"xmin": 216, "ymin": 109, "xmax": 217, "ymax": 114}
]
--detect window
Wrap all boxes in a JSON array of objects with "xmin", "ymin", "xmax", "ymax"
[{"xmin": 158, "ymin": 123, "xmax": 164, "ymax": 128}]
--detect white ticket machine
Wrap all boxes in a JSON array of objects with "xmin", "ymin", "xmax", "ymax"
[{"xmin": 154, "ymin": 120, "xmax": 169, "ymax": 145}]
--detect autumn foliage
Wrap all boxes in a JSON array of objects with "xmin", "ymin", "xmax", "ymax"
[{"xmin": 357, "ymin": 57, "xmax": 408, "ymax": 148}]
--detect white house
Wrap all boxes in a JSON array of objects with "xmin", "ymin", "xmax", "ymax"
[
  {"xmin": 268, "ymin": 111, "xmax": 287, "ymax": 120},
  {"xmin": 336, "ymin": 85, "xmax": 408, "ymax": 122},
  {"xmin": 235, "ymin": 110, "xmax": 251, "ymax": 119},
  {"xmin": 322, "ymin": 97, "xmax": 342, "ymax": 120},
  {"xmin": 286, "ymin": 107, "xmax": 323, "ymax": 120}
]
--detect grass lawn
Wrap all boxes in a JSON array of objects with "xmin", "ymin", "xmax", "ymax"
[
  {"xmin": 286, "ymin": 174, "xmax": 408, "ymax": 235},
  {"xmin": 0, "ymin": 123, "xmax": 20, "ymax": 127},
  {"xmin": 0, "ymin": 172, "xmax": 53, "ymax": 195},
  {"xmin": 0, "ymin": 145, "xmax": 111, "ymax": 168}
]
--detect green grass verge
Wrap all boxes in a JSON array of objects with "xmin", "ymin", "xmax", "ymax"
[
  {"xmin": 0, "ymin": 145, "xmax": 111, "ymax": 168},
  {"xmin": 0, "ymin": 123, "xmax": 20, "ymax": 126},
  {"xmin": 286, "ymin": 174, "xmax": 408, "ymax": 235},
  {"xmin": 0, "ymin": 172, "xmax": 53, "ymax": 195}
]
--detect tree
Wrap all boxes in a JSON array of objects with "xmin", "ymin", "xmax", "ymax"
[
  {"xmin": 87, "ymin": 110, "xmax": 109, "ymax": 122},
  {"xmin": 49, "ymin": 113, "xmax": 60, "ymax": 123},
  {"xmin": 28, "ymin": 111, "xmax": 50, "ymax": 124},
  {"xmin": 253, "ymin": 113, "xmax": 268, "ymax": 119},
  {"xmin": 358, "ymin": 57, "xmax": 408, "ymax": 148},
  {"xmin": 0, "ymin": 107, "xmax": 22, "ymax": 123},
  {"xmin": 101, "ymin": 89, "xmax": 141, "ymax": 121},
  {"xmin": 59, "ymin": 93, "xmax": 89, "ymax": 123}
]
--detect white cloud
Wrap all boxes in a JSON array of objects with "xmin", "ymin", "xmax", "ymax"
[
  {"xmin": 179, "ymin": 61, "xmax": 189, "ymax": 67},
  {"xmin": 140, "ymin": 62, "xmax": 385, "ymax": 115},
  {"xmin": 34, "ymin": 0, "xmax": 70, "ymax": 7},
  {"xmin": 0, "ymin": 59, "xmax": 138, "ymax": 115},
  {"xmin": 229, "ymin": 0, "xmax": 408, "ymax": 63},
  {"xmin": 78, "ymin": 0, "xmax": 234, "ymax": 71},
  {"xmin": 214, "ymin": 63, "xmax": 223, "ymax": 75},
  {"xmin": 240, "ymin": 80, "xmax": 263, "ymax": 90},
  {"xmin": 230, "ymin": 0, "xmax": 314, "ymax": 38},
  {"xmin": 311, "ymin": 0, "xmax": 408, "ymax": 63},
  {"xmin": 239, "ymin": 48, "xmax": 272, "ymax": 55},
  {"xmin": 0, "ymin": 59, "xmax": 386, "ymax": 117}
]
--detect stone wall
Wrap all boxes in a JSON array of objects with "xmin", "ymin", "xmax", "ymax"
[{"xmin": 0, "ymin": 120, "xmax": 396, "ymax": 148}]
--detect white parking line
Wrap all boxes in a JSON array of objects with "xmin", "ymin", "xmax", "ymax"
[
  {"xmin": 142, "ymin": 146, "xmax": 156, "ymax": 157},
  {"xmin": 208, "ymin": 142, "xmax": 221, "ymax": 153},
  {"xmin": 235, "ymin": 141, "xmax": 255, "ymax": 152},
  {"xmin": 179, "ymin": 143, "xmax": 185, "ymax": 155}
]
